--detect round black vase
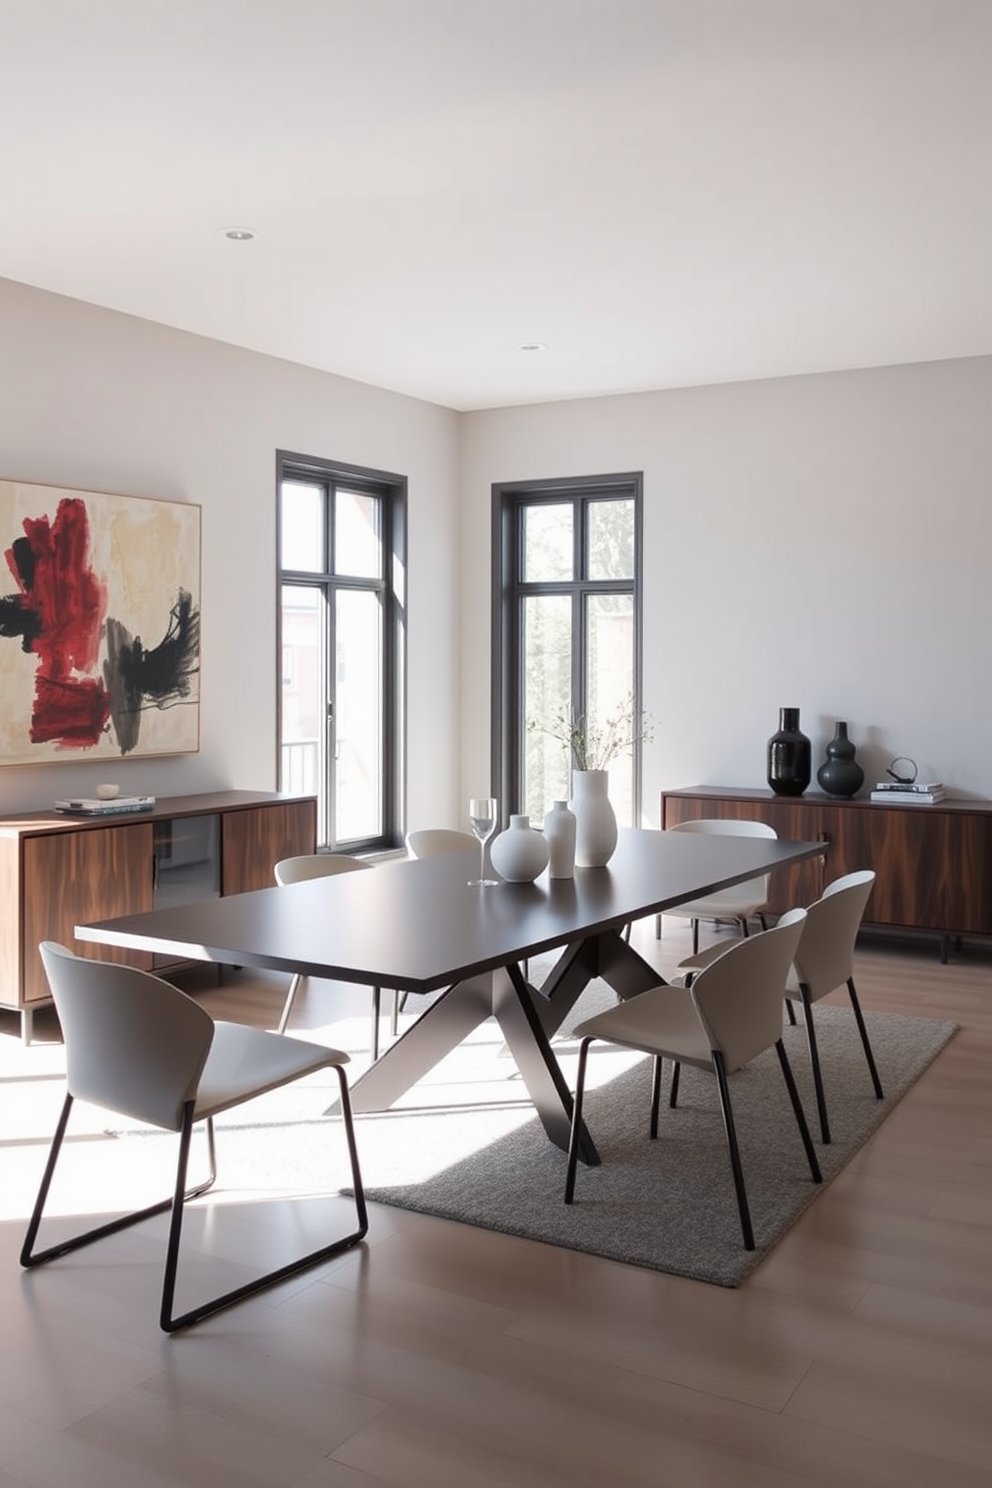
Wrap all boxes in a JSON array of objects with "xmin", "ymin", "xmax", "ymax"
[
  {"xmin": 816, "ymin": 720, "xmax": 865, "ymax": 797},
  {"xmin": 767, "ymin": 707, "xmax": 811, "ymax": 796}
]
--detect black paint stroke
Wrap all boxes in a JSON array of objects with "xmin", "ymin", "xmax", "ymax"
[{"xmin": 103, "ymin": 590, "xmax": 201, "ymax": 756}]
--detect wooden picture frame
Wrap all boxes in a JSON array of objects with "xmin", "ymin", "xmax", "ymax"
[{"xmin": 0, "ymin": 478, "xmax": 201, "ymax": 764}]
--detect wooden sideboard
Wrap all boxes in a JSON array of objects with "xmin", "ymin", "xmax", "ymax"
[
  {"xmin": 661, "ymin": 786, "xmax": 992, "ymax": 954},
  {"xmin": 0, "ymin": 790, "xmax": 317, "ymax": 1041}
]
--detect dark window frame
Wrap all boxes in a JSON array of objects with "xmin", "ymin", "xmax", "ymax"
[
  {"xmin": 276, "ymin": 449, "xmax": 406, "ymax": 852},
  {"xmin": 491, "ymin": 472, "xmax": 644, "ymax": 822}
]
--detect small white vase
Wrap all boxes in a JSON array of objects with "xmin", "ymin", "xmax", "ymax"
[
  {"xmin": 568, "ymin": 769, "xmax": 618, "ymax": 868},
  {"xmin": 490, "ymin": 814, "xmax": 550, "ymax": 883},
  {"xmin": 544, "ymin": 800, "xmax": 576, "ymax": 878}
]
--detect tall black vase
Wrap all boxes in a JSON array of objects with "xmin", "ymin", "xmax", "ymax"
[
  {"xmin": 816, "ymin": 720, "xmax": 865, "ymax": 798},
  {"xmin": 767, "ymin": 707, "xmax": 811, "ymax": 796}
]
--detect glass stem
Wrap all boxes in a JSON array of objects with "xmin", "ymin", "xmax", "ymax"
[{"xmin": 479, "ymin": 840, "xmax": 486, "ymax": 881}]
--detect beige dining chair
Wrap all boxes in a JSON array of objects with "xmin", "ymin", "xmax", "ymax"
[
  {"xmin": 788, "ymin": 869, "xmax": 882, "ymax": 1143},
  {"xmin": 22, "ymin": 942, "xmax": 367, "ymax": 1333},
  {"xmin": 405, "ymin": 828, "xmax": 476, "ymax": 858},
  {"xmin": 274, "ymin": 853, "xmax": 400, "ymax": 1059},
  {"xmin": 657, "ymin": 818, "xmax": 777, "ymax": 954},
  {"xmin": 564, "ymin": 909, "xmax": 820, "ymax": 1250}
]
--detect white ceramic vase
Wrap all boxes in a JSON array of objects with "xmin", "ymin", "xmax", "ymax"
[
  {"xmin": 543, "ymin": 799, "xmax": 576, "ymax": 878},
  {"xmin": 489, "ymin": 814, "xmax": 550, "ymax": 883},
  {"xmin": 568, "ymin": 769, "xmax": 618, "ymax": 867}
]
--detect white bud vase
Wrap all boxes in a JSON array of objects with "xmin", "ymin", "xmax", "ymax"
[
  {"xmin": 543, "ymin": 800, "xmax": 576, "ymax": 878},
  {"xmin": 489, "ymin": 814, "xmax": 550, "ymax": 883},
  {"xmin": 568, "ymin": 769, "xmax": 618, "ymax": 868}
]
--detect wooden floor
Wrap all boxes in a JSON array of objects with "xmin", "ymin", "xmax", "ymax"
[{"xmin": 2, "ymin": 921, "xmax": 991, "ymax": 1488}]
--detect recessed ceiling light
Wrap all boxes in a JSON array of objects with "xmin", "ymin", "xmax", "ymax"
[
  {"xmin": 520, "ymin": 342, "xmax": 547, "ymax": 352},
  {"xmin": 220, "ymin": 226, "xmax": 257, "ymax": 242}
]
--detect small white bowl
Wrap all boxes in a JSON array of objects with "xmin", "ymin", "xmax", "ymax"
[{"xmin": 95, "ymin": 783, "xmax": 120, "ymax": 800}]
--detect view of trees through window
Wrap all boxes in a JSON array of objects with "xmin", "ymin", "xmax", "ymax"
[
  {"xmin": 277, "ymin": 454, "xmax": 404, "ymax": 852},
  {"xmin": 495, "ymin": 477, "xmax": 643, "ymax": 828}
]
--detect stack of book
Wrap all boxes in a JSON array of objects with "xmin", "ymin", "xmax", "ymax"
[
  {"xmin": 54, "ymin": 795, "xmax": 156, "ymax": 816},
  {"xmin": 869, "ymin": 781, "xmax": 945, "ymax": 805}
]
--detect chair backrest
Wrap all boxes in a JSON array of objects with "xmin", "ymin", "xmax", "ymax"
[
  {"xmin": 274, "ymin": 853, "xmax": 374, "ymax": 885},
  {"xmin": 406, "ymin": 829, "xmax": 476, "ymax": 859},
  {"xmin": 668, "ymin": 817, "xmax": 778, "ymax": 902},
  {"xmin": 39, "ymin": 942, "xmax": 214, "ymax": 1132},
  {"xmin": 690, "ymin": 908, "xmax": 807, "ymax": 1072},
  {"xmin": 793, "ymin": 870, "xmax": 875, "ymax": 1003},
  {"xmin": 669, "ymin": 817, "xmax": 777, "ymax": 840}
]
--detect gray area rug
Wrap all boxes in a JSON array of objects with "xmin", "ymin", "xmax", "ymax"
[
  {"xmin": 108, "ymin": 991, "xmax": 956, "ymax": 1288},
  {"xmin": 353, "ymin": 1000, "xmax": 956, "ymax": 1286}
]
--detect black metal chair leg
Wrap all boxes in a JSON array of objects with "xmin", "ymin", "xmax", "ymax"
[
  {"xmin": 163, "ymin": 1068, "xmax": 368, "ymax": 1333},
  {"xmin": 691, "ymin": 918, "xmax": 700, "ymax": 956},
  {"xmin": 370, "ymin": 987, "xmax": 382, "ymax": 1061},
  {"xmin": 774, "ymin": 1039, "xmax": 822, "ymax": 1184},
  {"xmin": 669, "ymin": 1059, "xmax": 681, "ymax": 1109},
  {"xmin": 847, "ymin": 977, "xmax": 884, "ymax": 1099},
  {"xmin": 564, "ymin": 1038, "xmax": 593, "ymax": 1204},
  {"xmin": 739, "ymin": 918, "xmax": 751, "ymax": 938},
  {"xmin": 785, "ymin": 998, "xmax": 798, "ymax": 1026},
  {"xmin": 801, "ymin": 985, "xmax": 831, "ymax": 1144},
  {"xmin": 712, "ymin": 1051, "xmax": 754, "ymax": 1250},
  {"xmin": 649, "ymin": 1055, "xmax": 663, "ymax": 1137}
]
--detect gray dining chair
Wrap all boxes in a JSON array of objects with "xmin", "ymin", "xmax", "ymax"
[
  {"xmin": 788, "ymin": 869, "xmax": 882, "ymax": 1143},
  {"xmin": 275, "ymin": 853, "xmax": 401, "ymax": 1058},
  {"xmin": 564, "ymin": 909, "xmax": 820, "ymax": 1250},
  {"xmin": 405, "ymin": 828, "xmax": 476, "ymax": 858},
  {"xmin": 657, "ymin": 818, "xmax": 777, "ymax": 954},
  {"xmin": 22, "ymin": 941, "xmax": 367, "ymax": 1332}
]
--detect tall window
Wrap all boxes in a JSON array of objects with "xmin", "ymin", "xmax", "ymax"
[
  {"xmin": 493, "ymin": 474, "xmax": 643, "ymax": 826},
  {"xmin": 277, "ymin": 452, "xmax": 405, "ymax": 851}
]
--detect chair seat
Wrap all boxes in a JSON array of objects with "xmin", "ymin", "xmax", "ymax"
[
  {"xmin": 193, "ymin": 1023, "xmax": 347, "ymax": 1121},
  {"xmin": 666, "ymin": 889, "xmax": 769, "ymax": 921},
  {"xmin": 574, "ymin": 985, "xmax": 713, "ymax": 1071}
]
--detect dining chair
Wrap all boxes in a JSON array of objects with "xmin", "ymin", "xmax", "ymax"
[
  {"xmin": 564, "ymin": 909, "xmax": 821, "ymax": 1250},
  {"xmin": 405, "ymin": 828, "xmax": 476, "ymax": 858},
  {"xmin": 788, "ymin": 869, "xmax": 882, "ymax": 1143},
  {"xmin": 274, "ymin": 853, "xmax": 400, "ymax": 1059},
  {"xmin": 656, "ymin": 817, "xmax": 777, "ymax": 954},
  {"xmin": 22, "ymin": 942, "xmax": 367, "ymax": 1333}
]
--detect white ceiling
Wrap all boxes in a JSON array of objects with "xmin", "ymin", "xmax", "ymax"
[{"xmin": 2, "ymin": 0, "xmax": 991, "ymax": 412}]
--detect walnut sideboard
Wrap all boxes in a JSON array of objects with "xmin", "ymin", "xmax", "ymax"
[
  {"xmin": 661, "ymin": 785, "xmax": 992, "ymax": 957},
  {"xmin": 0, "ymin": 789, "xmax": 317, "ymax": 1041}
]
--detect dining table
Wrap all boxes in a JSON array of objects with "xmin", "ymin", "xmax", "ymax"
[{"xmin": 75, "ymin": 827, "xmax": 824, "ymax": 1163}]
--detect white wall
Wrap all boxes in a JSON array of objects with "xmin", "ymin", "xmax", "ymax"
[
  {"xmin": 0, "ymin": 278, "xmax": 461, "ymax": 827},
  {"xmin": 459, "ymin": 357, "xmax": 992, "ymax": 821}
]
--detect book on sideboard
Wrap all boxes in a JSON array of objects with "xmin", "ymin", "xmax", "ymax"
[
  {"xmin": 870, "ymin": 789, "xmax": 945, "ymax": 805},
  {"xmin": 873, "ymin": 780, "xmax": 943, "ymax": 794},
  {"xmin": 53, "ymin": 795, "xmax": 157, "ymax": 816}
]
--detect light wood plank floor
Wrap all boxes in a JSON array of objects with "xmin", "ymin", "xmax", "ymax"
[{"xmin": 2, "ymin": 921, "xmax": 990, "ymax": 1488}]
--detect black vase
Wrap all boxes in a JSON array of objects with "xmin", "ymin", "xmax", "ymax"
[
  {"xmin": 767, "ymin": 707, "xmax": 811, "ymax": 796},
  {"xmin": 816, "ymin": 720, "xmax": 865, "ymax": 798}
]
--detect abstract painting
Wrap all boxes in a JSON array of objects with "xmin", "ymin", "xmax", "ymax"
[{"xmin": 0, "ymin": 479, "xmax": 201, "ymax": 763}]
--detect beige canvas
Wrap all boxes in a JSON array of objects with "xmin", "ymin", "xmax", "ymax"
[{"xmin": 0, "ymin": 478, "xmax": 201, "ymax": 763}]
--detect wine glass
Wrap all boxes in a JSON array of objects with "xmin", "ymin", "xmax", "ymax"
[{"xmin": 467, "ymin": 797, "xmax": 499, "ymax": 885}]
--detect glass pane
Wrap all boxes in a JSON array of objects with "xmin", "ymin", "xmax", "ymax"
[
  {"xmin": 335, "ymin": 589, "xmax": 382, "ymax": 841},
  {"xmin": 279, "ymin": 585, "xmax": 326, "ymax": 831},
  {"xmin": 335, "ymin": 489, "xmax": 381, "ymax": 578},
  {"xmin": 523, "ymin": 503, "xmax": 573, "ymax": 582},
  {"xmin": 522, "ymin": 594, "xmax": 572, "ymax": 821},
  {"xmin": 281, "ymin": 481, "xmax": 324, "ymax": 573},
  {"xmin": 587, "ymin": 499, "xmax": 634, "ymax": 581},
  {"xmin": 586, "ymin": 593, "xmax": 635, "ymax": 826}
]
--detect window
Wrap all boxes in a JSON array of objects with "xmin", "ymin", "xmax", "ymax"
[
  {"xmin": 277, "ymin": 451, "xmax": 405, "ymax": 851},
  {"xmin": 493, "ymin": 474, "xmax": 643, "ymax": 826}
]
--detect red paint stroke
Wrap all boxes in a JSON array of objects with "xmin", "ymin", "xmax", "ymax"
[{"xmin": 10, "ymin": 498, "xmax": 110, "ymax": 748}]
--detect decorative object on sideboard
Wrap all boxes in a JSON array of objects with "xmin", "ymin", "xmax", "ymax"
[
  {"xmin": 816, "ymin": 721, "xmax": 865, "ymax": 798},
  {"xmin": 489, "ymin": 814, "xmax": 550, "ymax": 883},
  {"xmin": 544, "ymin": 799, "xmax": 576, "ymax": 879},
  {"xmin": 766, "ymin": 707, "xmax": 811, "ymax": 796},
  {"xmin": 884, "ymin": 756, "xmax": 918, "ymax": 784},
  {"xmin": 569, "ymin": 769, "xmax": 619, "ymax": 867}
]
